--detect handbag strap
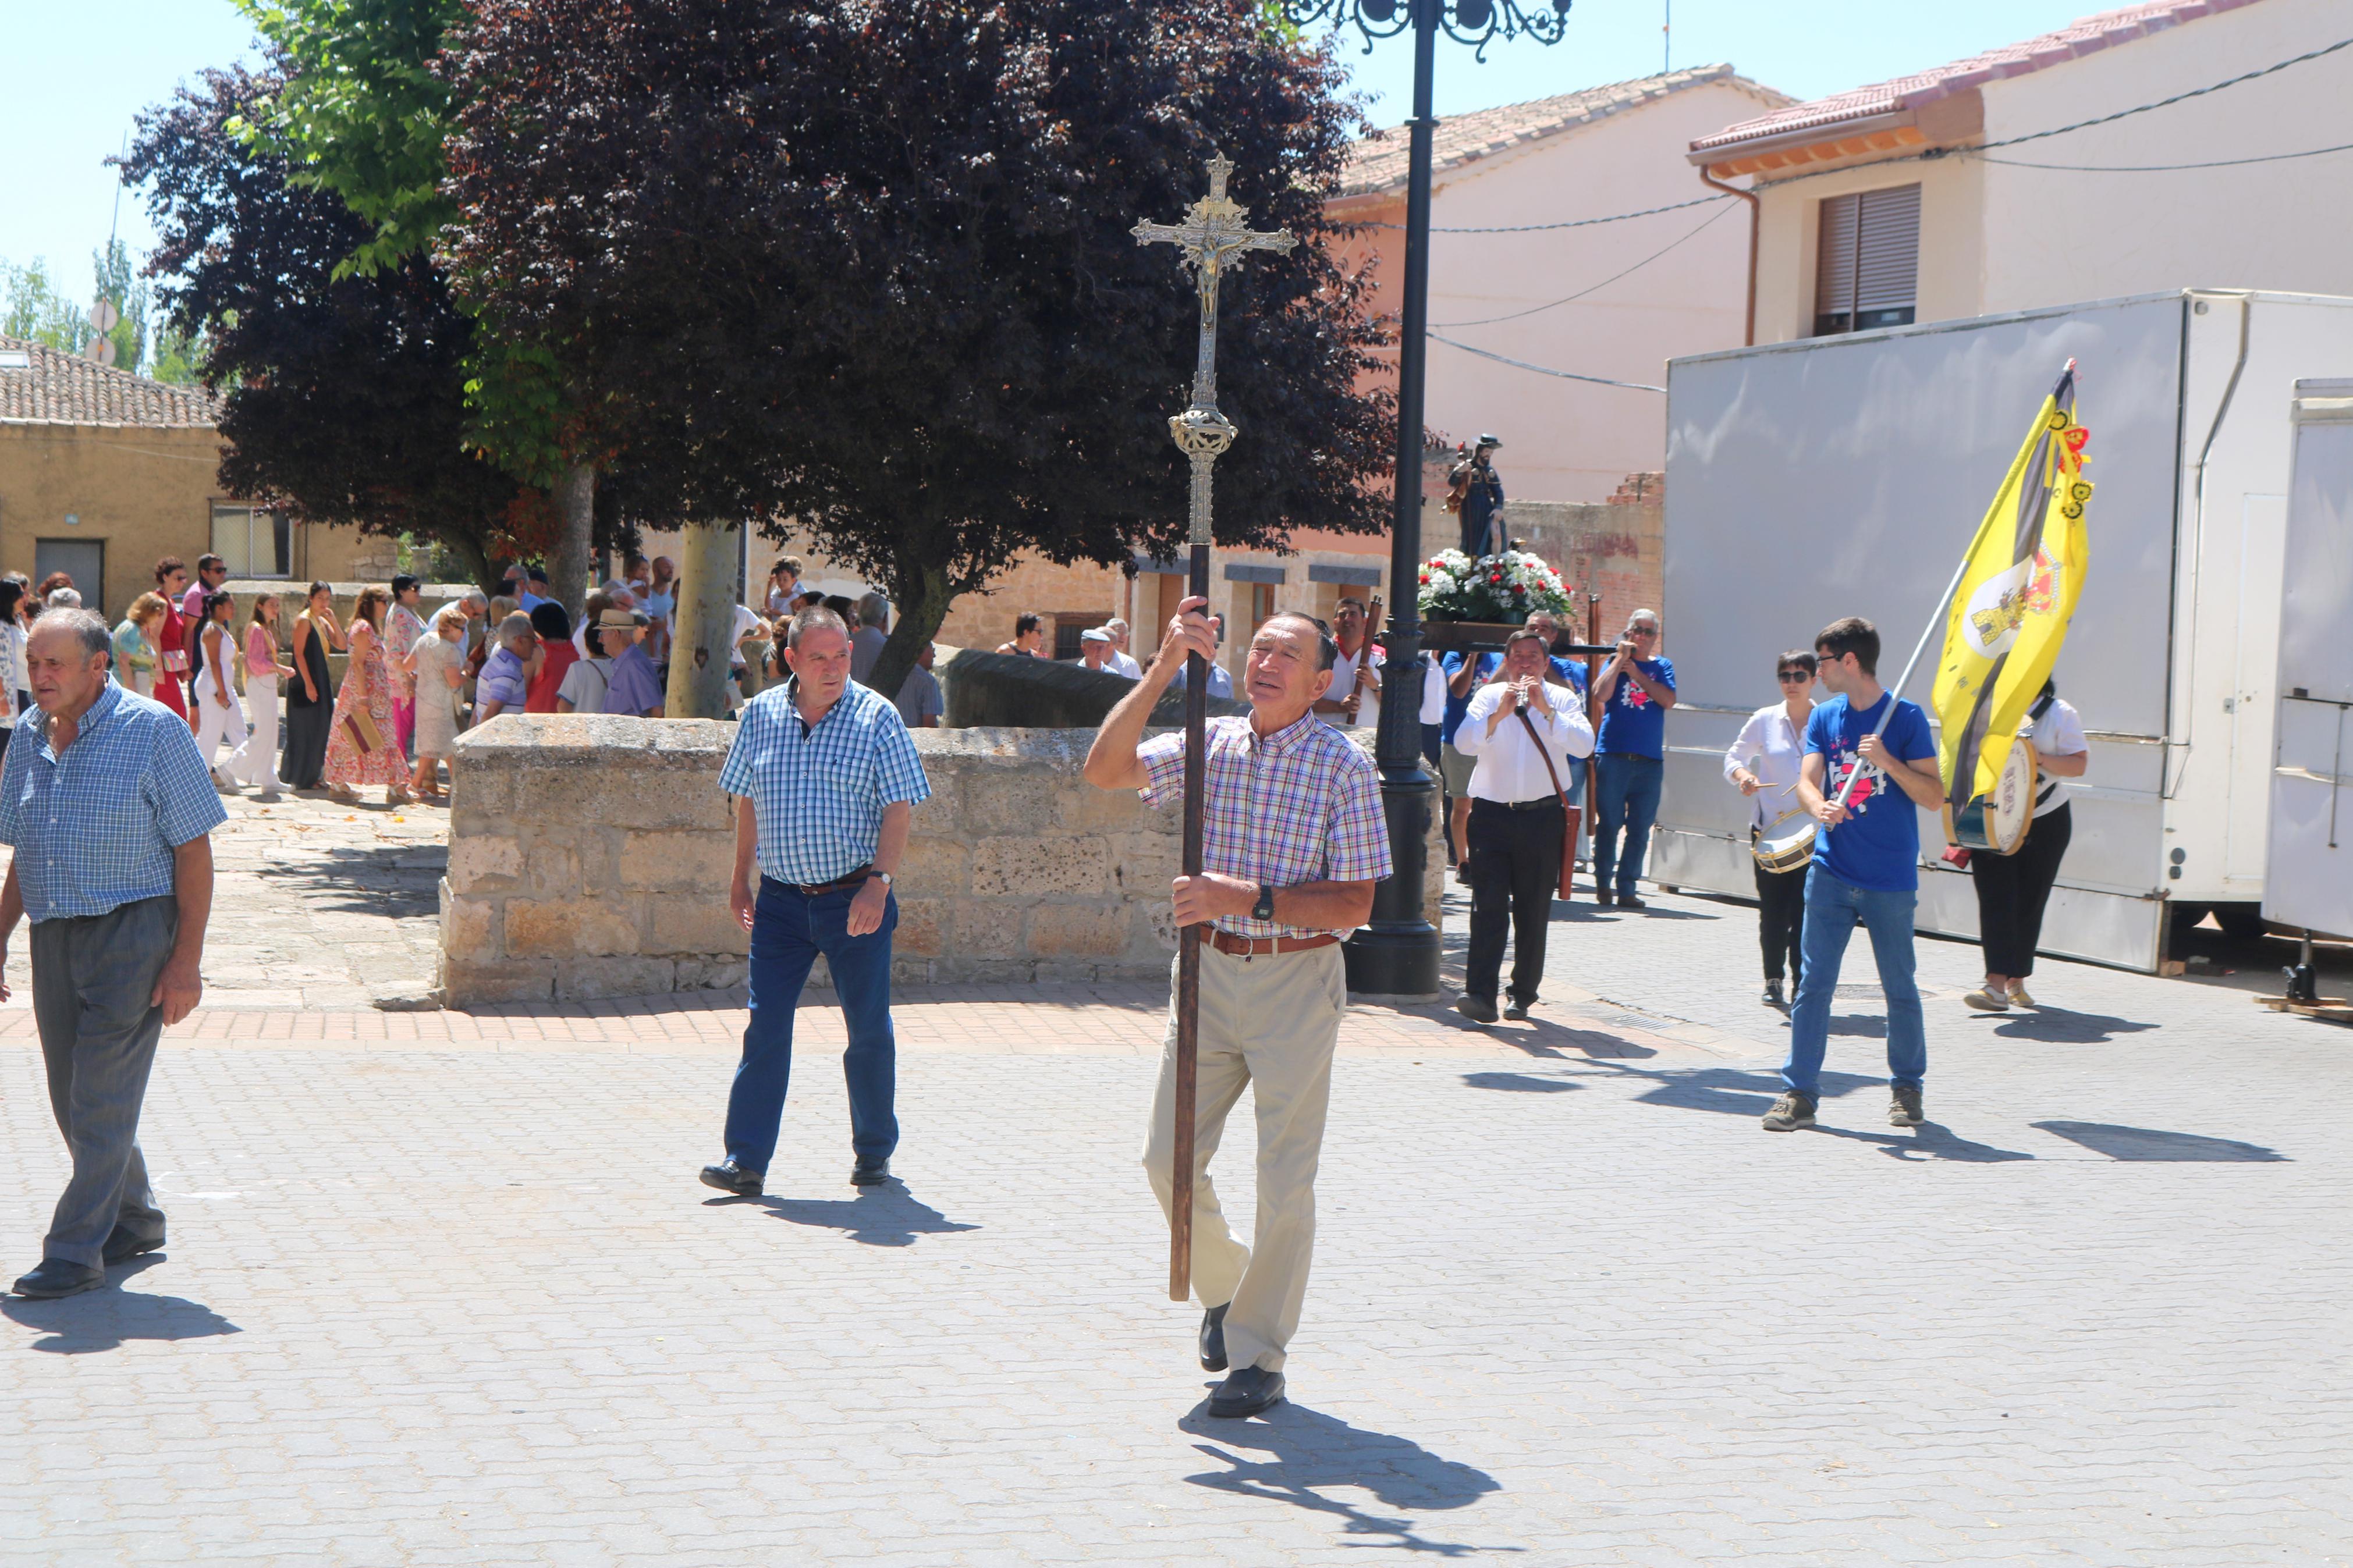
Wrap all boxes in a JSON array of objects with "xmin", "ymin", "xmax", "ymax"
[{"xmin": 1515, "ymin": 703, "xmax": 1574, "ymax": 810}]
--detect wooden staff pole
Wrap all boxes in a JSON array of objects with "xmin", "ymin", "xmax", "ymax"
[{"xmin": 1172, "ymin": 549, "xmax": 1211, "ymax": 1301}]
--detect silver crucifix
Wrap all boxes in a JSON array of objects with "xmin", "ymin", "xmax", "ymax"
[{"xmin": 1132, "ymin": 155, "xmax": 1297, "ymax": 545}]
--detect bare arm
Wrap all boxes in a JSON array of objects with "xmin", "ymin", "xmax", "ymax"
[
  {"xmin": 1172, "ymin": 873, "xmax": 1378, "ymax": 933},
  {"xmin": 729, "ymin": 795, "xmax": 759, "ymax": 931},
  {"xmin": 1620, "ymin": 657, "xmax": 1676, "ymax": 709},
  {"xmin": 846, "ymin": 799, "xmax": 912, "ymax": 937},
  {"xmin": 1857, "ymin": 734, "xmax": 1944, "ymax": 809},
  {"xmin": 0, "ymin": 860, "xmax": 20, "ymax": 1004},
  {"xmin": 1797, "ymin": 751, "xmax": 1835, "ymax": 825},
  {"xmin": 1082, "ymin": 598, "xmax": 1213, "ymax": 791},
  {"xmin": 155, "ymin": 835, "xmax": 213, "ymax": 1026},
  {"xmin": 2039, "ymin": 749, "xmax": 2089, "ymax": 778}
]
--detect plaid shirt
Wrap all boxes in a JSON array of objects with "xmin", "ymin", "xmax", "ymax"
[
  {"xmin": 0, "ymin": 682, "xmax": 228, "ymax": 922},
  {"xmin": 1138, "ymin": 712, "xmax": 1392, "ymax": 939},
  {"xmin": 718, "ymin": 678, "xmax": 931, "ymax": 885}
]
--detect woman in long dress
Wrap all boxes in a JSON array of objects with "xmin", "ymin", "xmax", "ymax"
[
  {"xmin": 231, "ymin": 593, "xmax": 296, "ymax": 792},
  {"xmin": 189, "ymin": 591, "xmax": 250, "ymax": 787},
  {"xmin": 406, "ymin": 605, "xmax": 468, "ymax": 802},
  {"xmin": 284, "ymin": 582, "xmax": 342, "ymax": 791},
  {"xmin": 324, "ymin": 585, "xmax": 410, "ymax": 803}
]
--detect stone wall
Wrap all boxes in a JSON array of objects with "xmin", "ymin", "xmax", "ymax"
[
  {"xmin": 1480, "ymin": 473, "xmax": 1666, "ymax": 643},
  {"xmin": 440, "ymin": 715, "xmax": 1446, "ymax": 1006}
]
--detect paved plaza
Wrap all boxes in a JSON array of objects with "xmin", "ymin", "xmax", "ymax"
[{"xmin": 5, "ymin": 792, "xmax": 2351, "ymax": 1565}]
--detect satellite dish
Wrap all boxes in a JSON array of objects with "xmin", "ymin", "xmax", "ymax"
[
  {"xmin": 87, "ymin": 298, "xmax": 120, "ymax": 335},
  {"xmin": 91, "ymin": 337, "xmax": 118, "ymax": 367}
]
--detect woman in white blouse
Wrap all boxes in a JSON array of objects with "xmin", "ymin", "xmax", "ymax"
[
  {"xmin": 1965, "ymin": 677, "xmax": 2089, "ymax": 1012},
  {"xmin": 1724, "ymin": 650, "xmax": 1818, "ymax": 1007}
]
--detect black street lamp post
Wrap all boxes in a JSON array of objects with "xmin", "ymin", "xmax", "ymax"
[{"xmin": 1283, "ymin": 0, "xmax": 1575, "ymax": 1000}]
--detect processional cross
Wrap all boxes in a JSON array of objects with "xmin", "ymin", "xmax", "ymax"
[{"xmin": 1132, "ymin": 155, "xmax": 1295, "ymax": 1302}]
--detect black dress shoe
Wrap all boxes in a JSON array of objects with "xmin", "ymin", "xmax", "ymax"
[
  {"xmin": 11, "ymin": 1258, "xmax": 105, "ymax": 1299},
  {"xmin": 1595, "ymin": 888, "xmax": 1616, "ymax": 907},
  {"xmin": 1199, "ymin": 1302, "xmax": 1230, "ymax": 1373},
  {"xmin": 102, "ymin": 1226, "xmax": 165, "ymax": 1266},
  {"xmin": 1454, "ymin": 994, "xmax": 1499, "ymax": 1024},
  {"xmin": 850, "ymin": 1155, "xmax": 892, "ymax": 1186},
  {"xmin": 1206, "ymin": 1365, "xmax": 1286, "ymax": 1418},
  {"xmin": 699, "ymin": 1158, "xmax": 764, "ymax": 1197},
  {"xmin": 1502, "ymin": 997, "xmax": 1531, "ymax": 1021}
]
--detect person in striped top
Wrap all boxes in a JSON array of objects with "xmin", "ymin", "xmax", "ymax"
[{"xmin": 1084, "ymin": 597, "xmax": 1392, "ymax": 1420}]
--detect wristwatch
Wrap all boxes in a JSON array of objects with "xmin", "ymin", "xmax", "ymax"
[
  {"xmin": 872, "ymin": 872, "xmax": 894, "ymax": 887},
  {"xmin": 1251, "ymin": 884, "xmax": 1276, "ymax": 922}
]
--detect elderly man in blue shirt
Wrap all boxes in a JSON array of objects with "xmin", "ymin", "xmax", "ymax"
[
  {"xmin": 1, "ymin": 610, "xmax": 225, "ymax": 1300},
  {"xmin": 702, "ymin": 606, "xmax": 930, "ymax": 1197}
]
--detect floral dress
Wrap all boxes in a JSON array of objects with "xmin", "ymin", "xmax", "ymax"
[{"xmin": 323, "ymin": 624, "xmax": 407, "ymax": 787}]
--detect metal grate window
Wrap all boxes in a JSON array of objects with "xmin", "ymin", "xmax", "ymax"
[{"xmin": 1814, "ymin": 184, "xmax": 1920, "ymax": 336}]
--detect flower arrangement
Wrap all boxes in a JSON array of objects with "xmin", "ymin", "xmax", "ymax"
[{"xmin": 1417, "ymin": 545, "xmax": 1573, "ymax": 623}]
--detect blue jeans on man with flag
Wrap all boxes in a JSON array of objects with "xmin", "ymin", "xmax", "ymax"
[{"xmin": 1781, "ymin": 866, "xmax": 1927, "ymax": 1099}]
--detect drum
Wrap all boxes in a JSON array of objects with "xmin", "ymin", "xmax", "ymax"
[
  {"xmin": 1951, "ymin": 738, "xmax": 2039, "ymax": 856},
  {"xmin": 1751, "ymin": 808, "xmax": 1818, "ymax": 874}
]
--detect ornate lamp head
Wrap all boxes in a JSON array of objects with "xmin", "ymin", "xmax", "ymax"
[{"xmin": 1283, "ymin": 0, "xmax": 1572, "ymax": 58}]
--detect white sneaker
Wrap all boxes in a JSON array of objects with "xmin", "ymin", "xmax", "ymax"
[{"xmin": 1963, "ymin": 987, "xmax": 2009, "ymax": 1012}]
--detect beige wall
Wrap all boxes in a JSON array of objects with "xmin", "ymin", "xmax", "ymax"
[
  {"xmin": 1747, "ymin": 0, "xmax": 2353, "ymax": 344},
  {"xmin": 1341, "ymin": 78, "xmax": 1781, "ymax": 503},
  {"xmin": 0, "ymin": 423, "xmax": 385, "ymax": 620}
]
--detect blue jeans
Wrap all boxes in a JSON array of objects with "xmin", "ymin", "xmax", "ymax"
[
  {"xmin": 1592, "ymin": 752, "xmax": 1663, "ymax": 895},
  {"xmin": 1781, "ymin": 866, "xmax": 1927, "ymax": 1098},
  {"xmin": 723, "ymin": 877, "xmax": 900, "ymax": 1172}
]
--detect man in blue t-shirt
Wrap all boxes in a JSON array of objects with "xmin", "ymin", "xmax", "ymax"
[
  {"xmin": 1591, "ymin": 609, "xmax": 1676, "ymax": 909},
  {"xmin": 1765, "ymin": 616, "xmax": 1945, "ymax": 1135}
]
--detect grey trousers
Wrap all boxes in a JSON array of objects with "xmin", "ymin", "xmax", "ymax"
[{"xmin": 30, "ymin": 895, "xmax": 175, "ymax": 1269}]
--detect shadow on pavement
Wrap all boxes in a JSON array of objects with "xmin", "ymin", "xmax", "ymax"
[
  {"xmin": 1549, "ymin": 902, "xmax": 1718, "ymax": 924},
  {"xmin": 2032, "ymin": 1121, "xmax": 2285, "ymax": 1162},
  {"xmin": 1428, "ymin": 1012, "xmax": 1659, "ymax": 1060},
  {"xmin": 253, "ymin": 844, "xmax": 441, "ymax": 919},
  {"xmin": 1460, "ymin": 1071, "xmax": 1580, "ymax": 1094},
  {"xmin": 740, "ymin": 1183, "xmax": 980, "ymax": 1246},
  {"xmin": 1617, "ymin": 1067, "xmax": 2039, "ymax": 1161},
  {"xmin": 1179, "ymin": 1400, "xmax": 1515, "ymax": 1557},
  {"xmin": 1988, "ymin": 1009, "xmax": 2160, "ymax": 1043},
  {"xmin": 2, "ymin": 1257, "xmax": 242, "ymax": 1353}
]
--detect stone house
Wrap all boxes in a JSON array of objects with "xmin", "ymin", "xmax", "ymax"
[
  {"xmin": 1686, "ymin": 0, "xmax": 2353, "ymax": 346},
  {"xmin": 0, "ymin": 335, "xmax": 378, "ymax": 619}
]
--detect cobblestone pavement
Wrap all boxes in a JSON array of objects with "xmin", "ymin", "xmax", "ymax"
[{"xmin": 3, "ymin": 797, "xmax": 2352, "ymax": 1564}]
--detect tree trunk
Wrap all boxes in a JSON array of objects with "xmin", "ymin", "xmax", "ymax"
[
  {"xmin": 432, "ymin": 525, "xmax": 495, "ymax": 596},
  {"xmin": 552, "ymin": 462, "xmax": 597, "ymax": 620},
  {"xmin": 665, "ymin": 519, "xmax": 744, "ymax": 719},
  {"xmin": 865, "ymin": 561, "xmax": 956, "ymax": 703}
]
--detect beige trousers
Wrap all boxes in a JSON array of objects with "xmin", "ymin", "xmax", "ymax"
[{"xmin": 1142, "ymin": 941, "xmax": 1347, "ymax": 1374}]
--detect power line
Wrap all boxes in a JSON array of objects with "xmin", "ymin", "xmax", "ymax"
[
  {"xmin": 1432, "ymin": 201, "xmax": 1737, "ymax": 328},
  {"xmin": 1359, "ymin": 192, "xmax": 1730, "ymax": 235},
  {"xmin": 1426, "ymin": 332, "xmax": 1666, "ymax": 392},
  {"xmin": 1979, "ymin": 35, "xmax": 2352, "ymax": 150},
  {"xmin": 1979, "ymin": 140, "xmax": 2353, "ymax": 172}
]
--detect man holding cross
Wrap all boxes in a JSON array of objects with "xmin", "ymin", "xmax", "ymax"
[{"xmin": 1083, "ymin": 598, "xmax": 1390, "ymax": 1418}]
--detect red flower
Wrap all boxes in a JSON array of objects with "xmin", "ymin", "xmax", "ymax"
[{"xmin": 1489, "ymin": 573, "xmax": 1502, "ymax": 582}]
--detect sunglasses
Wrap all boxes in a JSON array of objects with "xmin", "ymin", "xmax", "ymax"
[
  {"xmin": 1777, "ymin": 670, "xmax": 1812, "ymax": 682},
  {"xmin": 1629, "ymin": 627, "xmax": 1658, "ymax": 637}
]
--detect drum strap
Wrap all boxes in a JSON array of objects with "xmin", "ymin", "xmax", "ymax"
[{"xmin": 2028, "ymin": 691, "xmax": 2060, "ymax": 806}]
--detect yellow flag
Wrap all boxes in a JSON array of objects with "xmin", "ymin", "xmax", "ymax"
[{"xmin": 1930, "ymin": 365, "xmax": 2093, "ymax": 814}]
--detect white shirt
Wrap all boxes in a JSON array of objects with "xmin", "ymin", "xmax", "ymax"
[
  {"xmin": 1419, "ymin": 656, "xmax": 1447, "ymax": 726},
  {"xmin": 1453, "ymin": 678, "xmax": 1595, "ymax": 803},
  {"xmin": 733, "ymin": 605, "xmax": 767, "ymax": 669},
  {"xmin": 1328, "ymin": 641, "xmax": 1383, "ymax": 730},
  {"xmin": 2027, "ymin": 696, "xmax": 2088, "ymax": 817},
  {"xmin": 1108, "ymin": 649, "xmax": 1142, "ymax": 679},
  {"xmin": 1724, "ymin": 701, "xmax": 1815, "ymax": 829}
]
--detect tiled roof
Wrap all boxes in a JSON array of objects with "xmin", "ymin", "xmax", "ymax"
[
  {"xmin": 1691, "ymin": 0, "xmax": 2265, "ymax": 155},
  {"xmin": 1342, "ymin": 63, "xmax": 1793, "ymax": 197},
  {"xmin": 0, "ymin": 335, "xmax": 220, "ymax": 428}
]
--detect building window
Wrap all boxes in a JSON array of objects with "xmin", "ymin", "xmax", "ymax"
[
  {"xmin": 1814, "ymin": 184, "xmax": 1921, "ymax": 336},
  {"xmin": 211, "ymin": 503, "xmax": 292, "ymax": 578},
  {"xmin": 1052, "ymin": 611, "xmax": 1112, "ymax": 661},
  {"xmin": 1247, "ymin": 583, "xmax": 1276, "ymax": 634}
]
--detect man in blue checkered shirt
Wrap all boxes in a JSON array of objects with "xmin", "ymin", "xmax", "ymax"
[
  {"xmin": 701, "ymin": 606, "xmax": 930, "ymax": 1199},
  {"xmin": 1, "ymin": 610, "xmax": 226, "ymax": 1300},
  {"xmin": 1084, "ymin": 596, "xmax": 1392, "ymax": 1420}
]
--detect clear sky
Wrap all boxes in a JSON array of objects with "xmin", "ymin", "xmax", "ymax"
[{"xmin": 0, "ymin": 0, "xmax": 2107, "ymax": 303}]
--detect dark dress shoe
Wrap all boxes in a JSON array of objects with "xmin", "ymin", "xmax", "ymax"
[
  {"xmin": 1455, "ymin": 994, "xmax": 1499, "ymax": 1024},
  {"xmin": 1206, "ymin": 1365, "xmax": 1286, "ymax": 1418},
  {"xmin": 1199, "ymin": 1302, "xmax": 1230, "ymax": 1373},
  {"xmin": 11, "ymin": 1258, "xmax": 105, "ymax": 1300},
  {"xmin": 850, "ymin": 1156, "xmax": 892, "ymax": 1186},
  {"xmin": 699, "ymin": 1158, "xmax": 764, "ymax": 1197},
  {"xmin": 102, "ymin": 1226, "xmax": 165, "ymax": 1265},
  {"xmin": 1502, "ymin": 997, "xmax": 1531, "ymax": 1021},
  {"xmin": 1595, "ymin": 888, "xmax": 1616, "ymax": 907},
  {"xmin": 1617, "ymin": 893, "xmax": 1648, "ymax": 911}
]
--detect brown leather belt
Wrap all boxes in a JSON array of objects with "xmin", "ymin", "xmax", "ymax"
[
  {"xmin": 773, "ymin": 865, "xmax": 875, "ymax": 897},
  {"xmin": 1207, "ymin": 930, "xmax": 1341, "ymax": 959}
]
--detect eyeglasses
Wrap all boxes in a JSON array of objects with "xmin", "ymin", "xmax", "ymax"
[
  {"xmin": 1630, "ymin": 627, "xmax": 1658, "ymax": 637},
  {"xmin": 1777, "ymin": 670, "xmax": 1811, "ymax": 682}
]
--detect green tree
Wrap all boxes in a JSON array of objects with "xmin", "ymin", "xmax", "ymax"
[
  {"xmin": 1, "ymin": 257, "xmax": 86, "ymax": 351},
  {"xmin": 93, "ymin": 239, "xmax": 152, "ymax": 374}
]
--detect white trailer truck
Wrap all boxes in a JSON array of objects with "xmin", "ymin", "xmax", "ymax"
[{"xmin": 1653, "ymin": 289, "xmax": 2353, "ymax": 973}]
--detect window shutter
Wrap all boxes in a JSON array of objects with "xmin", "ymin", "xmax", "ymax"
[
  {"xmin": 1852, "ymin": 184, "xmax": 1920, "ymax": 315},
  {"xmin": 1815, "ymin": 194, "xmax": 1859, "ymax": 322}
]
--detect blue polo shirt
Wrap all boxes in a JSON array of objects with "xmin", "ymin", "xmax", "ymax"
[
  {"xmin": 1805, "ymin": 691, "xmax": 1937, "ymax": 892},
  {"xmin": 1596, "ymin": 657, "xmax": 1675, "ymax": 759},
  {"xmin": 0, "ymin": 682, "xmax": 228, "ymax": 922}
]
